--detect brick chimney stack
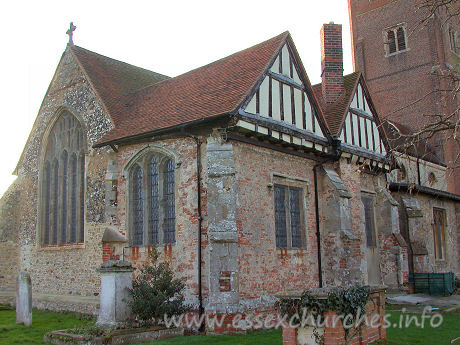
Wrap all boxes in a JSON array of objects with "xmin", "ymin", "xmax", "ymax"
[{"xmin": 321, "ymin": 23, "xmax": 344, "ymax": 105}]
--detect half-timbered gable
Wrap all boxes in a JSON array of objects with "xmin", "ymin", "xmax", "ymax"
[
  {"xmin": 236, "ymin": 39, "xmax": 329, "ymax": 154},
  {"xmin": 338, "ymin": 78, "xmax": 386, "ymax": 157}
]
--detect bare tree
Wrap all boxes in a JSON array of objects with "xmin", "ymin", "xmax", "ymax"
[{"xmin": 386, "ymin": 0, "xmax": 459, "ymax": 171}]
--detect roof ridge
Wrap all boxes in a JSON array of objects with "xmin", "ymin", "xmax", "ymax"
[
  {"xmin": 130, "ymin": 31, "xmax": 290, "ymax": 96},
  {"xmin": 95, "ymin": 31, "xmax": 290, "ymax": 146},
  {"xmin": 71, "ymin": 45, "xmax": 170, "ymax": 80}
]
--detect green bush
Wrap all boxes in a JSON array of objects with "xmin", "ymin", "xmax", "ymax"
[{"xmin": 126, "ymin": 247, "xmax": 190, "ymax": 325}]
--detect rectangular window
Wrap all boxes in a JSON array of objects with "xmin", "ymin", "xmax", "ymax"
[
  {"xmin": 433, "ymin": 208, "xmax": 446, "ymax": 260},
  {"xmin": 274, "ymin": 184, "xmax": 305, "ymax": 249},
  {"xmin": 362, "ymin": 194, "xmax": 376, "ymax": 247}
]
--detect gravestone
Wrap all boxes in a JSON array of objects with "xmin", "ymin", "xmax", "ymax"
[
  {"xmin": 97, "ymin": 260, "xmax": 135, "ymax": 327},
  {"xmin": 16, "ymin": 271, "xmax": 32, "ymax": 326}
]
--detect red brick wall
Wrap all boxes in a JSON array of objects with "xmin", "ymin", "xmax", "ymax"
[
  {"xmin": 348, "ymin": 0, "xmax": 460, "ymax": 193},
  {"xmin": 233, "ymin": 142, "xmax": 319, "ymax": 298},
  {"xmin": 114, "ymin": 138, "xmax": 206, "ymax": 304},
  {"xmin": 282, "ymin": 290, "xmax": 386, "ymax": 345}
]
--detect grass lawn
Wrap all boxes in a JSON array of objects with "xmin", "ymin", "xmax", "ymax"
[
  {"xmin": 141, "ymin": 310, "xmax": 460, "ymax": 345},
  {"xmin": 0, "ymin": 308, "xmax": 94, "ymax": 345},
  {"xmin": 1, "ymin": 308, "xmax": 459, "ymax": 344},
  {"xmin": 385, "ymin": 310, "xmax": 460, "ymax": 345}
]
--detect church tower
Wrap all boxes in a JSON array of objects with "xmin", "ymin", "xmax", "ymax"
[{"xmin": 348, "ymin": 0, "xmax": 459, "ymax": 194}]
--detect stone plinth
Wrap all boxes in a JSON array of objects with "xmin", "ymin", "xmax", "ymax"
[
  {"xmin": 97, "ymin": 260, "xmax": 135, "ymax": 327},
  {"xmin": 16, "ymin": 271, "xmax": 32, "ymax": 326}
]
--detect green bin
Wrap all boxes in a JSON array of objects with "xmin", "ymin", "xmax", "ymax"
[{"xmin": 409, "ymin": 272, "xmax": 455, "ymax": 295}]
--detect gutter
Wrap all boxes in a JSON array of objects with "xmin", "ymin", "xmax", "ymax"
[
  {"xmin": 93, "ymin": 113, "xmax": 233, "ymax": 148},
  {"xmin": 389, "ymin": 182, "xmax": 460, "ymax": 202}
]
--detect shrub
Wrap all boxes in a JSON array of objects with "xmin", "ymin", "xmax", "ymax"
[{"xmin": 126, "ymin": 247, "xmax": 190, "ymax": 325}]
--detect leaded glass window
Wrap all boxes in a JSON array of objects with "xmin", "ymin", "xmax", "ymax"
[
  {"xmin": 70, "ymin": 153, "xmax": 78, "ymax": 243},
  {"xmin": 433, "ymin": 208, "xmax": 446, "ymax": 260},
  {"xmin": 163, "ymin": 159, "xmax": 175, "ymax": 244},
  {"xmin": 148, "ymin": 157, "xmax": 160, "ymax": 244},
  {"xmin": 362, "ymin": 195, "xmax": 376, "ymax": 247},
  {"xmin": 274, "ymin": 185, "xmax": 287, "ymax": 248},
  {"xmin": 61, "ymin": 150, "xmax": 68, "ymax": 243},
  {"xmin": 43, "ymin": 162, "xmax": 51, "ymax": 245},
  {"xmin": 132, "ymin": 166, "xmax": 144, "ymax": 246},
  {"xmin": 40, "ymin": 111, "xmax": 85, "ymax": 246},
  {"xmin": 274, "ymin": 184, "xmax": 305, "ymax": 249},
  {"xmin": 79, "ymin": 153, "xmax": 85, "ymax": 242},
  {"xmin": 289, "ymin": 187, "xmax": 302, "ymax": 248},
  {"xmin": 129, "ymin": 152, "xmax": 176, "ymax": 246},
  {"xmin": 52, "ymin": 159, "xmax": 59, "ymax": 245}
]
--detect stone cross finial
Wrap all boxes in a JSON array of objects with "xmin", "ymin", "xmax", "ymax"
[{"xmin": 66, "ymin": 22, "xmax": 76, "ymax": 45}]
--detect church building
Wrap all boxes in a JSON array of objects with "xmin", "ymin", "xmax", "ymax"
[{"xmin": 0, "ymin": 22, "xmax": 458, "ymax": 324}]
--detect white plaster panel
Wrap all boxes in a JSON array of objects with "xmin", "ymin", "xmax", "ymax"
[
  {"xmin": 271, "ymin": 79, "xmax": 281, "ymax": 121},
  {"xmin": 281, "ymin": 45, "xmax": 290, "ymax": 76},
  {"xmin": 259, "ymin": 77, "xmax": 269, "ymax": 117},
  {"xmin": 294, "ymin": 88, "xmax": 303, "ymax": 128},
  {"xmin": 304, "ymin": 96, "xmax": 313, "ymax": 132},
  {"xmin": 270, "ymin": 56, "xmax": 280, "ymax": 73},
  {"xmin": 283, "ymin": 84, "xmax": 292, "ymax": 124},
  {"xmin": 245, "ymin": 95, "xmax": 257, "ymax": 114}
]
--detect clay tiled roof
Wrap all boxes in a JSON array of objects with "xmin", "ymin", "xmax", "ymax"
[
  {"xmin": 94, "ymin": 32, "xmax": 289, "ymax": 146},
  {"xmin": 71, "ymin": 46, "xmax": 170, "ymax": 125},
  {"xmin": 312, "ymin": 72, "xmax": 361, "ymax": 137},
  {"xmin": 381, "ymin": 120, "xmax": 445, "ymax": 166}
]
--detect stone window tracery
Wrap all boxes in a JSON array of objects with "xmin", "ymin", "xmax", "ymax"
[
  {"xmin": 129, "ymin": 152, "xmax": 176, "ymax": 246},
  {"xmin": 40, "ymin": 111, "xmax": 85, "ymax": 246}
]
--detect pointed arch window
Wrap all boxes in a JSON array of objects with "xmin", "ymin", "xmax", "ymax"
[
  {"xmin": 40, "ymin": 111, "xmax": 85, "ymax": 246},
  {"xmin": 129, "ymin": 152, "xmax": 176, "ymax": 246},
  {"xmin": 385, "ymin": 25, "xmax": 408, "ymax": 56}
]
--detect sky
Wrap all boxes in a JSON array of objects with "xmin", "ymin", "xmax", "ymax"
[{"xmin": 0, "ymin": 0, "xmax": 353, "ymax": 198}]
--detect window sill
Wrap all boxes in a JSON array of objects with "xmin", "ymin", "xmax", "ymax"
[
  {"xmin": 129, "ymin": 243, "xmax": 176, "ymax": 248},
  {"xmin": 276, "ymin": 247, "xmax": 306, "ymax": 251},
  {"xmin": 39, "ymin": 243, "xmax": 85, "ymax": 251},
  {"xmin": 385, "ymin": 48, "xmax": 410, "ymax": 57}
]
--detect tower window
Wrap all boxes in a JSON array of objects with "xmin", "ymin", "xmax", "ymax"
[
  {"xmin": 449, "ymin": 26, "xmax": 457, "ymax": 54},
  {"xmin": 385, "ymin": 25, "xmax": 408, "ymax": 56}
]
